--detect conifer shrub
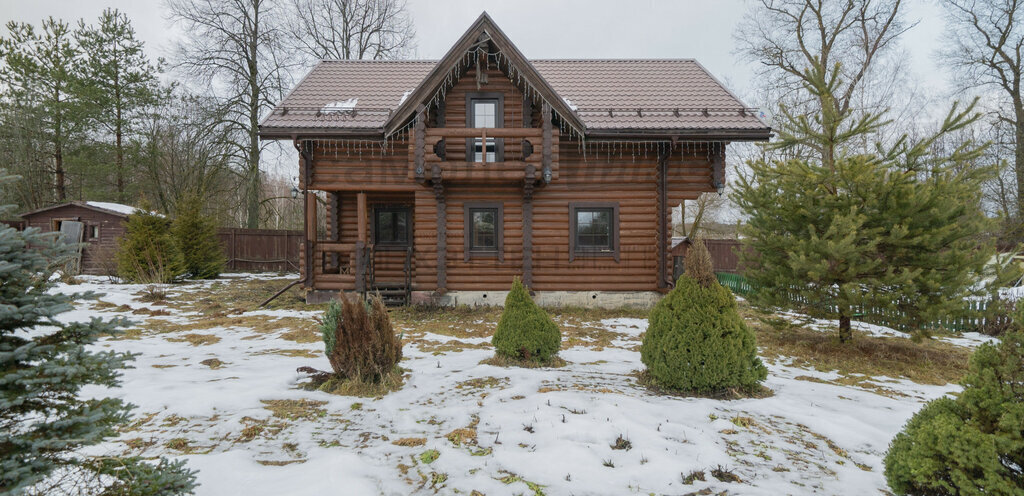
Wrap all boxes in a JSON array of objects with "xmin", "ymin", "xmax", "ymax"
[
  {"xmin": 0, "ymin": 171, "xmax": 195, "ymax": 494},
  {"xmin": 491, "ymin": 277, "xmax": 561, "ymax": 364},
  {"xmin": 641, "ymin": 239, "xmax": 767, "ymax": 394},
  {"xmin": 172, "ymin": 194, "xmax": 225, "ymax": 279},
  {"xmin": 320, "ymin": 293, "xmax": 402, "ymax": 387},
  {"xmin": 883, "ymin": 328, "xmax": 1024, "ymax": 495},
  {"xmin": 116, "ymin": 209, "xmax": 185, "ymax": 283}
]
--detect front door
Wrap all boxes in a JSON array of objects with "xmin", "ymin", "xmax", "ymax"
[{"xmin": 371, "ymin": 205, "xmax": 413, "ymax": 289}]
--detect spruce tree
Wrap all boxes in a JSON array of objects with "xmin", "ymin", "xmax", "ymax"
[
  {"xmin": 734, "ymin": 102, "xmax": 995, "ymax": 342},
  {"xmin": 172, "ymin": 194, "xmax": 225, "ymax": 279},
  {"xmin": 116, "ymin": 209, "xmax": 185, "ymax": 283},
  {"xmin": 641, "ymin": 239, "xmax": 767, "ymax": 394},
  {"xmin": 883, "ymin": 328, "xmax": 1024, "ymax": 495},
  {"xmin": 0, "ymin": 171, "xmax": 195, "ymax": 494},
  {"xmin": 492, "ymin": 278, "xmax": 561, "ymax": 363}
]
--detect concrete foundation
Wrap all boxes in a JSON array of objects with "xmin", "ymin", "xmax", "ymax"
[{"xmin": 306, "ymin": 289, "xmax": 662, "ymax": 309}]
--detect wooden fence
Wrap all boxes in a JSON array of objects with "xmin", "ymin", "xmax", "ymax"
[
  {"xmin": 672, "ymin": 239, "xmax": 749, "ymax": 273},
  {"xmin": 716, "ymin": 272, "xmax": 1008, "ymax": 332},
  {"xmin": 217, "ymin": 228, "xmax": 302, "ymax": 273}
]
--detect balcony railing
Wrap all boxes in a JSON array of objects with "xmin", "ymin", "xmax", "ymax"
[{"xmin": 408, "ymin": 127, "xmax": 559, "ymax": 182}]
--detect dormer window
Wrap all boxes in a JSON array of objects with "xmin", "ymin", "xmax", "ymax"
[{"xmin": 466, "ymin": 92, "xmax": 504, "ymax": 162}]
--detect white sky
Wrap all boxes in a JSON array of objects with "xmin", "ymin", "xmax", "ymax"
[
  {"xmin": 0, "ymin": 0, "xmax": 953, "ymax": 178},
  {"xmin": 0, "ymin": 0, "xmax": 952, "ymax": 100}
]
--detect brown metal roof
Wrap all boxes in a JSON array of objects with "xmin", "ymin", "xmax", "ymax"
[{"xmin": 259, "ymin": 15, "xmax": 769, "ymax": 139}]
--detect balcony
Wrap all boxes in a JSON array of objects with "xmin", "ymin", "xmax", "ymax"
[{"xmin": 408, "ymin": 127, "xmax": 559, "ymax": 183}]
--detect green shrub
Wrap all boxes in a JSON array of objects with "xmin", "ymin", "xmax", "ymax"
[
  {"xmin": 492, "ymin": 278, "xmax": 561, "ymax": 363},
  {"xmin": 116, "ymin": 210, "xmax": 185, "ymax": 283},
  {"xmin": 323, "ymin": 293, "xmax": 402, "ymax": 383},
  {"xmin": 641, "ymin": 239, "xmax": 767, "ymax": 394},
  {"xmin": 884, "ymin": 329, "xmax": 1024, "ymax": 495},
  {"xmin": 172, "ymin": 194, "xmax": 225, "ymax": 279}
]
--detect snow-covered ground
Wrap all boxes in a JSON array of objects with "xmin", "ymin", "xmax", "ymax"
[{"xmin": 49, "ymin": 275, "xmax": 971, "ymax": 495}]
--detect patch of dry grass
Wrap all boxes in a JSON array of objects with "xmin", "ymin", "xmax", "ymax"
[
  {"xmin": 254, "ymin": 348, "xmax": 319, "ymax": 358},
  {"xmin": 740, "ymin": 304, "xmax": 971, "ymax": 385},
  {"xmin": 261, "ymin": 399, "xmax": 328, "ymax": 421},
  {"xmin": 200, "ymin": 358, "xmax": 224, "ymax": 369},
  {"xmin": 392, "ymin": 437, "xmax": 427, "ymax": 447},
  {"xmin": 167, "ymin": 333, "xmax": 221, "ymax": 346},
  {"xmin": 299, "ymin": 367, "xmax": 406, "ymax": 398}
]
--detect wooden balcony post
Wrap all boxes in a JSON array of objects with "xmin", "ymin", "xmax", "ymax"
[
  {"xmin": 542, "ymin": 102, "xmax": 552, "ymax": 184},
  {"xmin": 328, "ymin": 192, "xmax": 341, "ymax": 271},
  {"xmin": 657, "ymin": 144, "xmax": 671, "ymax": 289},
  {"xmin": 414, "ymin": 104, "xmax": 426, "ymax": 181},
  {"xmin": 357, "ymin": 192, "xmax": 367, "ymax": 243},
  {"xmin": 299, "ymin": 139, "xmax": 315, "ymax": 288},
  {"xmin": 433, "ymin": 164, "xmax": 447, "ymax": 292},
  {"xmin": 523, "ymin": 164, "xmax": 535, "ymax": 288}
]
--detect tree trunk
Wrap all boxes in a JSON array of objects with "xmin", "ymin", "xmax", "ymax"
[
  {"xmin": 116, "ymin": 79, "xmax": 125, "ymax": 203},
  {"xmin": 838, "ymin": 314, "xmax": 852, "ymax": 343},
  {"xmin": 1015, "ymin": 114, "xmax": 1024, "ymax": 219},
  {"xmin": 245, "ymin": 3, "xmax": 262, "ymax": 229}
]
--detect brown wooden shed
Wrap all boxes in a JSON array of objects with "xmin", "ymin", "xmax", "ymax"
[{"xmin": 19, "ymin": 201, "xmax": 139, "ymax": 275}]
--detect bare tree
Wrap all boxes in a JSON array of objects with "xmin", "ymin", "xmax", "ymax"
[
  {"xmin": 287, "ymin": 0, "xmax": 415, "ymax": 61},
  {"xmin": 167, "ymin": 0, "xmax": 292, "ymax": 228},
  {"xmin": 735, "ymin": 0, "xmax": 914, "ymax": 169},
  {"xmin": 134, "ymin": 92, "xmax": 237, "ymax": 223},
  {"xmin": 941, "ymin": 0, "xmax": 1024, "ymax": 217}
]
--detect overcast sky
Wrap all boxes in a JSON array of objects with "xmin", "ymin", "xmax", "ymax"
[
  {"xmin": 0, "ymin": 0, "xmax": 952, "ymax": 182},
  {"xmin": 1, "ymin": 0, "xmax": 951, "ymax": 101}
]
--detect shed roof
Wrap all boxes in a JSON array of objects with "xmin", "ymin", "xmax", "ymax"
[
  {"xmin": 20, "ymin": 201, "xmax": 146, "ymax": 219},
  {"xmin": 259, "ymin": 13, "xmax": 770, "ymax": 140}
]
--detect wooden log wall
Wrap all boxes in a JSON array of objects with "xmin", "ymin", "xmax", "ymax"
[{"xmin": 302, "ymin": 61, "xmax": 720, "ymax": 294}]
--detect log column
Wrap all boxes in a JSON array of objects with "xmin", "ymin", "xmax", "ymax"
[
  {"xmin": 657, "ymin": 144, "xmax": 671, "ymax": 289},
  {"xmin": 354, "ymin": 192, "xmax": 367, "ymax": 293},
  {"xmin": 541, "ymin": 102, "xmax": 552, "ymax": 184},
  {"xmin": 414, "ymin": 104, "xmax": 426, "ymax": 182},
  {"xmin": 327, "ymin": 192, "xmax": 341, "ymax": 271},
  {"xmin": 523, "ymin": 164, "xmax": 535, "ymax": 288},
  {"xmin": 298, "ymin": 140, "xmax": 315, "ymax": 289},
  {"xmin": 432, "ymin": 165, "xmax": 447, "ymax": 292}
]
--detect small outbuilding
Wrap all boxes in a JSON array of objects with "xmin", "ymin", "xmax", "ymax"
[{"xmin": 19, "ymin": 201, "xmax": 141, "ymax": 275}]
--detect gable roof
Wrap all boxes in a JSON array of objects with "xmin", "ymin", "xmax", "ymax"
[
  {"xmin": 20, "ymin": 201, "xmax": 147, "ymax": 219},
  {"xmin": 259, "ymin": 13, "xmax": 770, "ymax": 140}
]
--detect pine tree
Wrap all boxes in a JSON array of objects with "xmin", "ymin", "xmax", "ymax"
[
  {"xmin": 116, "ymin": 209, "xmax": 185, "ymax": 283},
  {"xmin": 734, "ymin": 102, "xmax": 996, "ymax": 342},
  {"xmin": 883, "ymin": 328, "xmax": 1024, "ymax": 495},
  {"xmin": 641, "ymin": 239, "xmax": 767, "ymax": 394},
  {"xmin": 0, "ymin": 18, "xmax": 89, "ymax": 202},
  {"xmin": 0, "ymin": 171, "xmax": 196, "ymax": 494},
  {"xmin": 492, "ymin": 278, "xmax": 561, "ymax": 363},
  {"xmin": 76, "ymin": 8, "xmax": 165, "ymax": 203},
  {"xmin": 172, "ymin": 194, "xmax": 225, "ymax": 279}
]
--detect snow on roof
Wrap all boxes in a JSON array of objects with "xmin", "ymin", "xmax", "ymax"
[
  {"xmin": 398, "ymin": 90, "xmax": 412, "ymax": 106},
  {"xmin": 85, "ymin": 201, "xmax": 143, "ymax": 216},
  {"xmin": 322, "ymin": 97, "xmax": 358, "ymax": 114}
]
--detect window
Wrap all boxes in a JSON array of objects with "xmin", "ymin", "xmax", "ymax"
[
  {"xmin": 90, "ymin": 225, "xmax": 100, "ymax": 239},
  {"xmin": 569, "ymin": 202, "xmax": 620, "ymax": 262},
  {"xmin": 373, "ymin": 206, "xmax": 410, "ymax": 247},
  {"xmin": 466, "ymin": 92, "xmax": 504, "ymax": 162},
  {"xmin": 463, "ymin": 202, "xmax": 504, "ymax": 261}
]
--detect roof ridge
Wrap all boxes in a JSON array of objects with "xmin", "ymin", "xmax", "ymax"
[
  {"xmin": 531, "ymin": 58, "xmax": 698, "ymax": 62},
  {"xmin": 319, "ymin": 59, "xmax": 439, "ymax": 63},
  {"xmin": 316, "ymin": 58, "xmax": 700, "ymax": 64}
]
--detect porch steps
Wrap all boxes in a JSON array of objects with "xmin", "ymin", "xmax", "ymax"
[{"xmin": 370, "ymin": 282, "xmax": 410, "ymax": 306}]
